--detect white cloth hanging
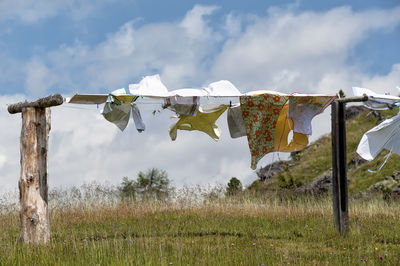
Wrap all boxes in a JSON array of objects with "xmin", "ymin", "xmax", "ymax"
[
  {"xmin": 352, "ymin": 87, "xmax": 400, "ymax": 110},
  {"xmin": 169, "ymin": 80, "xmax": 242, "ymax": 97},
  {"xmin": 357, "ymin": 109, "xmax": 400, "ymax": 161},
  {"xmin": 128, "ymin": 75, "xmax": 170, "ymax": 98}
]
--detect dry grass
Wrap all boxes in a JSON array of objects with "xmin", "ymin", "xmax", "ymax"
[{"xmin": 1, "ymin": 189, "xmax": 400, "ymax": 265}]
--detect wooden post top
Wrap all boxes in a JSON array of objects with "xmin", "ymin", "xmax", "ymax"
[
  {"xmin": 335, "ymin": 95, "xmax": 368, "ymax": 103},
  {"xmin": 8, "ymin": 94, "xmax": 64, "ymax": 114}
]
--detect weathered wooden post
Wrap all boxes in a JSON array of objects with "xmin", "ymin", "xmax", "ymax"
[
  {"xmin": 8, "ymin": 94, "xmax": 63, "ymax": 244},
  {"xmin": 331, "ymin": 95, "xmax": 368, "ymax": 235},
  {"xmin": 331, "ymin": 101, "xmax": 349, "ymax": 234}
]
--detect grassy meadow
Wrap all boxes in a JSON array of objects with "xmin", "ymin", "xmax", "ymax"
[{"xmin": 1, "ymin": 187, "xmax": 400, "ymax": 265}]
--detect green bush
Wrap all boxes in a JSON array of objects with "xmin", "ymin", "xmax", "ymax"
[{"xmin": 226, "ymin": 177, "xmax": 243, "ymax": 196}]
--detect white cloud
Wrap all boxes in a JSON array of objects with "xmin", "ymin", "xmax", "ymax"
[
  {"xmin": 0, "ymin": 154, "xmax": 6, "ymax": 169},
  {"xmin": 212, "ymin": 6, "xmax": 400, "ymax": 93},
  {"xmin": 24, "ymin": 58, "xmax": 58, "ymax": 97},
  {"xmin": 21, "ymin": 5, "xmax": 220, "ymax": 96},
  {"xmin": 1, "ymin": 5, "xmax": 400, "ymax": 194},
  {"xmin": 20, "ymin": 5, "xmax": 400, "ymax": 97},
  {"xmin": 0, "ymin": 95, "xmax": 25, "ymax": 193},
  {"xmin": 361, "ymin": 64, "xmax": 400, "ymax": 94},
  {"xmin": 180, "ymin": 5, "xmax": 219, "ymax": 39}
]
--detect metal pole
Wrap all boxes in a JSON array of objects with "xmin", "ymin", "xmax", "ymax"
[{"xmin": 331, "ymin": 101, "xmax": 349, "ymax": 234}]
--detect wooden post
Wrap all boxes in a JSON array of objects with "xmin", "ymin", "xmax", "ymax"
[
  {"xmin": 331, "ymin": 101, "xmax": 349, "ymax": 234},
  {"xmin": 8, "ymin": 94, "xmax": 63, "ymax": 244}
]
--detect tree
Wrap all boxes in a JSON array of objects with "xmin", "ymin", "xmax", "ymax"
[
  {"xmin": 135, "ymin": 168, "xmax": 171, "ymax": 200},
  {"xmin": 118, "ymin": 176, "xmax": 136, "ymax": 201},
  {"xmin": 338, "ymin": 89, "xmax": 346, "ymax": 98},
  {"xmin": 226, "ymin": 177, "xmax": 242, "ymax": 196}
]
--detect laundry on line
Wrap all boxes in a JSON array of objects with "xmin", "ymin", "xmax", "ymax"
[{"xmin": 66, "ymin": 75, "xmax": 400, "ymax": 170}]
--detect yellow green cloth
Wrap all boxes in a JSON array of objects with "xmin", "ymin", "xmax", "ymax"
[{"xmin": 169, "ymin": 105, "xmax": 228, "ymax": 141}]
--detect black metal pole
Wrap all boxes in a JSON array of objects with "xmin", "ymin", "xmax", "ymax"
[
  {"xmin": 331, "ymin": 102, "xmax": 340, "ymax": 231},
  {"xmin": 331, "ymin": 101, "xmax": 349, "ymax": 234}
]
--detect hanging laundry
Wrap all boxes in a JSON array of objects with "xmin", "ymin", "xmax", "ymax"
[
  {"xmin": 240, "ymin": 93, "xmax": 288, "ymax": 169},
  {"xmin": 274, "ymin": 104, "xmax": 309, "ymax": 152},
  {"xmin": 357, "ymin": 109, "xmax": 400, "ymax": 161},
  {"xmin": 101, "ymin": 89, "xmax": 145, "ymax": 132},
  {"xmin": 169, "ymin": 104, "xmax": 228, "ymax": 141},
  {"xmin": 169, "ymin": 80, "xmax": 242, "ymax": 97},
  {"xmin": 204, "ymin": 80, "xmax": 242, "ymax": 97},
  {"xmin": 102, "ymin": 101, "xmax": 132, "ymax": 131},
  {"xmin": 288, "ymin": 95, "xmax": 336, "ymax": 135},
  {"xmin": 352, "ymin": 87, "xmax": 400, "ymax": 110},
  {"xmin": 163, "ymin": 96, "xmax": 200, "ymax": 116},
  {"xmin": 128, "ymin": 75, "xmax": 170, "ymax": 98},
  {"xmin": 131, "ymin": 104, "xmax": 145, "ymax": 132},
  {"xmin": 227, "ymin": 104, "xmax": 247, "ymax": 138}
]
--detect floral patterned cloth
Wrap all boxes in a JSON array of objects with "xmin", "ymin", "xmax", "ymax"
[{"xmin": 240, "ymin": 93, "xmax": 288, "ymax": 169}]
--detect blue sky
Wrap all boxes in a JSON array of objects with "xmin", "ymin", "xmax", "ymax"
[{"xmin": 1, "ymin": 0, "xmax": 400, "ymax": 192}]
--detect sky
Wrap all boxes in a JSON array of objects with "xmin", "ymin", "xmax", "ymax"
[{"xmin": 1, "ymin": 0, "xmax": 400, "ymax": 193}]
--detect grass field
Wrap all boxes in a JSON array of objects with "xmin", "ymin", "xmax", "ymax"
[{"xmin": 1, "ymin": 192, "xmax": 400, "ymax": 265}]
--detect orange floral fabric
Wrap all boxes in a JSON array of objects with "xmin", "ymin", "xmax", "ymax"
[{"xmin": 240, "ymin": 93, "xmax": 288, "ymax": 169}]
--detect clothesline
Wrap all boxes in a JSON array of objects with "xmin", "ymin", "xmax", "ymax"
[{"xmin": 66, "ymin": 74, "xmax": 400, "ymax": 170}]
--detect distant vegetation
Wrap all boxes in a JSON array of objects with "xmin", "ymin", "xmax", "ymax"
[
  {"xmin": 119, "ymin": 168, "xmax": 172, "ymax": 201},
  {"xmin": 225, "ymin": 177, "xmax": 243, "ymax": 196}
]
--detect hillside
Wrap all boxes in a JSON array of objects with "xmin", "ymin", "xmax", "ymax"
[{"xmin": 249, "ymin": 105, "xmax": 400, "ymax": 196}]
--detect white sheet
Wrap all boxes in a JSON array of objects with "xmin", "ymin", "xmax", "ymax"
[
  {"xmin": 352, "ymin": 87, "xmax": 400, "ymax": 110},
  {"xmin": 357, "ymin": 110, "xmax": 400, "ymax": 161}
]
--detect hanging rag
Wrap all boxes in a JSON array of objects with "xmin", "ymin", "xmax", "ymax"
[
  {"xmin": 240, "ymin": 93, "xmax": 288, "ymax": 169},
  {"xmin": 169, "ymin": 104, "xmax": 228, "ymax": 141},
  {"xmin": 357, "ymin": 109, "xmax": 400, "ymax": 161},
  {"xmin": 227, "ymin": 104, "xmax": 247, "ymax": 138},
  {"xmin": 102, "ymin": 101, "xmax": 132, "ymax": 131},
  {"xmin": 352, "ymin": 87, "xmax": 400, "ymax": 110},
  {"xmin": 288, "ymin": 95, "xmax": 335, "ymax": 135},
  {"xmin": 274, "ymin": 103, "xmax": 309, "ymax": 152},
  {"xmin": 163, "ymin": 96, "xmax": 199, "ymax": 116},
  {"xmin": 131, "ymin": 103, "xmax": 145, "ymax": 132},
  {"xmin": 101, "ymin": 92, "xmax": 145, "ymax": 132}
]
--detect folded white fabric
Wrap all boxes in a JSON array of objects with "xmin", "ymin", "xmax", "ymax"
[
  {"xmin": 352, "ymin": 87, "xmax": 400, "ymax": 110},
  {"xmin": 169, "ymin": 80, "xmax": 242, "ymax": 97},
  {"xmin": 357, "ymin": 110, "xmax": 400, "ymax": 161},
  {"xmin": 204, "ymin": 80, "xmax": 242, "ymax": 97},
  {"xmin": 128, "ymin": 75, "xmax": 170, "ymax": 98}
]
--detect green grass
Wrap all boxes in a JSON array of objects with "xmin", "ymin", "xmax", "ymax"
[
  {"xmin": 1, "ymin": 197, "xmax": 400, "ymax": 265},
  {"xmin": 267, "ymin": 107, "xmax": 400, "ymax": 194}
]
